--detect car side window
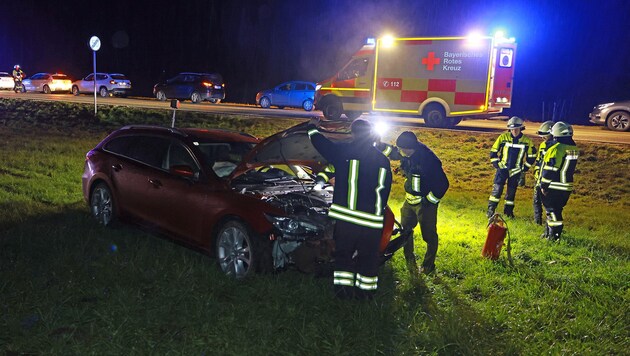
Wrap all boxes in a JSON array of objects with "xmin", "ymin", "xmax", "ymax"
[
  {"xmin": 85, "ymin": 74, "xmax": 94, "ymax": 81},
  {"xmin": 96, "ymin": 74, "xmax": 108, "ymax": 81},
  {"xmin": 294, "ymin": 83, "xmax": 307, "ymax": 91},
  {"xmin": 279, "ymin": 83, "xmax": 292, "ymax": 91},
  {"xmin": 165, "ymin": 141, "xmax": 200, "ymax": 173},
  {"xmin": 306, "ymin": 84, "xmax": 315, "ymax": 91},
  {"xmin": 104, "ymin": 136, "xmax": 135, "ymax": 156},
  {"xmin": 127, "ymin": 136, "xmax": 170, "ymax": 168}
]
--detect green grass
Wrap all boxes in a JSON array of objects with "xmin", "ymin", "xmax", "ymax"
[{"xmin": 0, "ymin": 98, "xmax": 628, "ymax": 354}]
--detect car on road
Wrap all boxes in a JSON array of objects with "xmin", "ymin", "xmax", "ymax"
[
  {"xmin": 22, "ymin": 73, "xmax": 72, "ymax": 93},
  {"xmin": 0, "ymin": 72, "xmax": 15, "ymax": 90},
  {"xmin": 589, "ymin": 100, "xmax": 630, "ymax": 132},
  {"xmin": 256, "ymin": 81, "xmax": 316, "ymax": 111},
  {"xmin": 153, "ymin": 72, "xmax": 225, "ymax": 104},
  {"xmin": 82, "ymin": 122, "xmax": 400, "ymax": 278},
  {"xmin": 72, "ymin": 73, "xmax": 132, "ymax": 97}
]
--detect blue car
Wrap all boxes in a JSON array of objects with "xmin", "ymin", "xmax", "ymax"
[{"xmin": 256, "ymin": 81, "xmax": 316, "ymax": 111}]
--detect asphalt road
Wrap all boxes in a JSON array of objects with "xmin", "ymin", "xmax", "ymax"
[{"xmin": 1, "ymin": 91, "xmax": 628, "ymax": 145}]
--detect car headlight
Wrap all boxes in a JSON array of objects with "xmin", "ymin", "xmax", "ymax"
[
  {"xmin": 264, "ymin": 213, "xmax": 324, "ymax": 238},
  {"xmin": 596, "ymin": 103, "xmax": 614, "ymax": 110},
  {"xmin": 315, "ymin": 84, "xmax": 322, "ymax": 91}
]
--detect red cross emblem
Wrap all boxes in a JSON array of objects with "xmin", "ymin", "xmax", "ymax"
[{"xmin": 422, "ymin": 52, "xmax": 440, "ymax": 70}]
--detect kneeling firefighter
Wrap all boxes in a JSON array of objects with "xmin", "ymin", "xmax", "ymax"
[{"xmin": 307, "ymin": 118, "xmax": 392, "ymax": 300}]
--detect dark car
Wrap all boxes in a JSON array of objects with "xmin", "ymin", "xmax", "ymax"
[
  {"xmin": 82, "ymin": 122, "xmax": 401, "ymax": 278},
  {"xmin": 589, "ymin": 100, "xmax": 630, "ymax": 132},
  {"xmin": 153, "ymin": 72, "xmax": 225, "ymax": 104},
  {"xmin": 256, "ymin": 81, "xmax": 316, "ymax": 111}
]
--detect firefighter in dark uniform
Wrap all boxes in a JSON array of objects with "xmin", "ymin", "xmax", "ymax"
[
  {"xmin": 532, "ymin": 121, "xmax": 555, "ymax": 225},
  {"xmin": 380, "ymin": 131, "xmax": 449, "ymax": 275},
  {"xmin": 487, "ymin": 116, "xmax": 536, "ymax": 218},
  {"xmin": 307, "ymin": 118, "xmax": 392, "ymax": 300},
  {"xmin": 539, "ymin": 122, "xmax": 579, "ymax": 241}
]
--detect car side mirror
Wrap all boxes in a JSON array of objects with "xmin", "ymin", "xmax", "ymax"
[{"xmin": 170, "ymin": 165, "xmax": 196, "ymax": 179}]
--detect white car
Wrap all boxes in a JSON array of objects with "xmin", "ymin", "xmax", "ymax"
[
  {"xmin": 72, "ymin": 73, "xmax": 132, "ymax": 97},
  {"xmin": 23, "ymin": 73, "xmax": 72, "ymax": 93},
  {"xmin": 0, "ymin": 72, "xmax": 15, "ymax": 90}
]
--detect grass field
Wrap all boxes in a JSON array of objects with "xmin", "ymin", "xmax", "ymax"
[{"xmin": 0, "ymin": 99, "xmax": 628, "ymax": 354}]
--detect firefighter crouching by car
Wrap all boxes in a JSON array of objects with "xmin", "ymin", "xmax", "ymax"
[
  {"xmin": 307, "ymin": 118, "xmax": 392, "ymax": 300},
  {"xmin": 378, "ymin": 131, "xmax": 449, "ymax": 275},
  {"xmin": 532, "ymin": 121, "xmax": 555, "ymax": 225},
  {"xmin": 539, "ymin": 122, "xmax": 579, "ymax": 241},
  {"xmin": 487, "ymin": 116, "xmax": 536, "ymax": 218}
]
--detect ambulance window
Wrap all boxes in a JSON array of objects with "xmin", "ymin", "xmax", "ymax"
[
  {"xmin": 499, "ymin": 48, "xmax": 514, "ymax": 68},
  {"xmin": 339, "ymin": 58, "xmax": 369, "ymax": 80}
]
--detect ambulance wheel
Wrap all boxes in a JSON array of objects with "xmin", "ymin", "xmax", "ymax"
[
  {"xmin": 322, "ymin": 101, "xmax": 343, "ymax": 121},
  {"xmin": 344, "ymin": 111, "xmax": 362, "ymax": 120},
  {"xmin": 423, "ymin": 104, "xmax": 447, "ymax": 128}
]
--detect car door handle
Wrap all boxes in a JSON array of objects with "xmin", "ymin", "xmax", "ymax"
[
  {"xmin": 148, "ymin": 178, "xmax": 162, "ymax": 188},
  {"xmin": 112, "ymin": 164, "xmax": 122, "ymax": 172}
]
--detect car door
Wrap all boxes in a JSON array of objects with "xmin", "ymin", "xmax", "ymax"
[
  {"xmin": 274, "ymin": 82, "xmax": 292, "ymax": 106},
  {"xmin": 290, "ymin": 83, "xmax": 308, "ymax": 107},
  {"xmin": 163, "ymin": 75, "xmax": 184, "ymax": 99},
  {"xmin": 79, "ymin": 74, "xmax": 94, "ymax": 92}
]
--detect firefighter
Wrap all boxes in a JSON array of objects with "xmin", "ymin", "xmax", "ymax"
[
  {"xmin": 539, "ymin": 122, "xmax": 579, "ymax": 241},
  {"xmin": 307, "ymin": 118, "xmax": 392, "ymax": 300},
  {"xmin": 487, "ymin": 116, "xmax": 535, "ymax": 218},
  {"xmin": 532, "ymin": 121, "xmax": 555, "ymax": 225},
  {"xmin": 382, "ymin": 131, "xmax": 449, "ymax": 275},
  {"xmin": 12, "ymin": 64, "xmax": 25, "ymax": 93}
]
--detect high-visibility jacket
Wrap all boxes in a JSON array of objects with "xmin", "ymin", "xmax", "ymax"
[
  {"xmin": 533, "ymin": 138, "xmax": 555, "ymax": 183},
  {"xmin": 539, "ymin": 137, "xmax": 579, "ymax": 192},
  {"xmin": 490, "ymin": 132, "xmax": 535, "ymax": 177},
  {"xmin": 379, "ymin": 143, "xmax": 449, "ymax": 205},
  {"xmin": 316, "ymin": 164, "xmax": 335, "ymax": 183},
  {"xmin": 308, "ymin": 125, "xmax": 392, "ymax": 229}
]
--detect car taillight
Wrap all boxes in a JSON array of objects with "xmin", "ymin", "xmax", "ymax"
[
  {"xmin": 110, "ymin": 80, "xmax": 115, "ymax": 84},
  {"xmin": 202, "ymin": 81, "xmax": 213, "ymax": 88}
]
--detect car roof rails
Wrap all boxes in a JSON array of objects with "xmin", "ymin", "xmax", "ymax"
[{"xmin": 119, "ymin": 125, "xmax": 188, "ymax": 137}]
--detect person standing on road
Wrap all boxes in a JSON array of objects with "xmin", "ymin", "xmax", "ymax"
[
  {"xmin": 379, "ymin": 131, "xmax": 449, "ymax": 275},
  {"xmin": 539, "ymin": 122, "xmax": 579, "ymax": 241},
  {"xmin": 532, "ymin": 121, "xmax": 555, "ymax": 225},
  {"xmin": 487, "ymin": 116, "xmax": 536, "ymax": 218},
  {"xmin": 12, "ymin": 64, "xmax": 24, "ymax": 93},
  {"xmin": 307, "ymin": 118, "xmax": 392, "ymax": 300}
]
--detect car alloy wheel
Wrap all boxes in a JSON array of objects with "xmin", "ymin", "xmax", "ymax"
[
  {"xmin": 191, "ymin": 92, "xmax": 201, "ymax": 103},
  {"xmin": 99, "ymin": 87, "xmax": 109, "ymax": 97},
  {"xmin": 156, "ymin": 90, "xmax": 166, "ymax": 101},
  {"xmin": 72, "ymin": 86, "xmax": 80, "ymax": 96},
  {"xmin": 43, "ymin": 85, "xmax": 51, "ymax": 94},
  {"xmin": 607, "ymin": 111, "xmax": 630, "ymax": 132},
  {"xmin": 216, "ymin": 221, "xmax": 254, "ymax": 278},
  {"xmin": 303, "ymin": 99, "xmax": 314, "ymax": 111},
  {"xmin": 260, "ymin": 97, "xmax": 271, "ymax": 109},
  {"xmin": 90, "ymin": 183, "xmax": 115, "ymax": 226}
]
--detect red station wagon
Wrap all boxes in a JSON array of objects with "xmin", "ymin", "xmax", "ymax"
[{"xmin": 82, "ymin": 122, "xmax": 402, "ymax": 278}]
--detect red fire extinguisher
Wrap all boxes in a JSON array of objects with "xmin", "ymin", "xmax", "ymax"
[{"xmin": 482, "ymin": 214, "xmax": 513, "ymax": 265}]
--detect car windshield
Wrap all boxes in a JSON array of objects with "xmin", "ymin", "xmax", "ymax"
[{"xmin": 195, "ymin": 141, "xmax": 255, "ymax": 177}]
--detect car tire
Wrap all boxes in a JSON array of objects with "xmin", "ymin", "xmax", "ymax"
[
  {"xmin": 423, "ymin": 103, "xmax": 447, "ymax": 128},
  {"xmin": 259, "ymin": 96, "xmax": 271, "ymax": 108},
  {"xmin": 344, "ymin": 111, "xmax": 362, "ymax": 120},
  {"xmin": 607, "ymin": 111, "xmax": 630, "ymax": 132},
  {"xmin": 191, "ymin": 92, "xmax": 202, "ymax": 104},
  {"xmin": 72, "ymin": 86, "xmax": 80, "ymax": 96},
  {"xmin": 99, "ymin": 87, "xmax": 109, "ymax": 97},
  {"xmin": 43, "ymin": 85, "xmax": 51, "ymax": 94},
  {"xmin": 215, "ymin": 220, "xmax": 271, "ymax": 278},
  {"xmin": 302, "ymin": 99, "xmax": 314, "ymax": 111},
  {"xmin": 156, "ymin": 90, "xmax": 166, "ymax": 101},
  {"xmin": 90, "ymin": 182, "xmax": 116, "ymax": 226}
]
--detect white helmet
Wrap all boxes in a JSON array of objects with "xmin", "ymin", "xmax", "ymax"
[
  {"xmin": 536, "ymin": 121, "xmax": 554, "ymax": 136},
  {"xmin": 551, "ymin": 122, "xmax": 573, "ymax": 137},
  {"xmin": 507, "ymin": 116, "xmax": 524, "ymax": 129}
]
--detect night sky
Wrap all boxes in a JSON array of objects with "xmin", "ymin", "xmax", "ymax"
[{"xmin": 2, "ymin": 0, "xmax": 629, "ymax": 124}]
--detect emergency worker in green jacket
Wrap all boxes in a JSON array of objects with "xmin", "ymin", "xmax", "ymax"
[
  {"xmin": 532, "ymin": 121, "xmax": 555, "ymax": 225},
  {"xmin": 487, "ymin": 117, "xmax": 536, "ymax": 218},
  {"xmin": 539, "ymin": 122, "xmax": 579, "ymax": 241}
]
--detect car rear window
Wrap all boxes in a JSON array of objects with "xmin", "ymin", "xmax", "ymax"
[
  {"xmin": 201, "ymin": 74, "xmax": 222, "ymax": 83},
  {"xmin": 52, "ymin": 75, "xmax": 68, "ymax": 80},
  {"xmin": 0, "ymin": 73, "xmax": 10, "ymax": 78},
  {"xmin": 110, "ymin": 74, "xmax": 128, "ymax": 80}
]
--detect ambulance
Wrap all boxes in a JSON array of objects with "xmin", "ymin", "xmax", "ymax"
[{"xmin": 314, "ymin": 33, "xmax": 517, "ymax": 128}]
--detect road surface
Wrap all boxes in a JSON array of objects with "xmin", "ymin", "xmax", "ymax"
[{"xmin": 0, "ymin": 91, "xmax": 627, "ymax": 145}]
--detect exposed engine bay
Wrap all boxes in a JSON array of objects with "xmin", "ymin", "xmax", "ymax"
[{"xmin": 232, "ymin": 167, "xmax": 336, "ymax": 274}]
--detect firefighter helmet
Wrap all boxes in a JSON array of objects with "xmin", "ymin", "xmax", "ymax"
[
  {"xmin": 14, "ymin": 64, "xmax": 20, "ymax": 70},
  {"xmin": 536, "ymin": 121, "xmax": 554, "ymax": 136},
  {"xmin": 506, "ymin": 116, "xmax": 524, "ymax": 129},
  {"xmin": 551, "ymin": 121, "xmax": 573, "ymax": 137},
  {"xmin": 350, "ymin": 118, "xmax": 374, "ymax": 138},
  {"xmin": 396, "ymin": 131, "xmax": 419, "ymax": 149}
]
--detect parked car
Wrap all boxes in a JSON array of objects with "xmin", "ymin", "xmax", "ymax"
[
  {"xmin": 22, "ymin": 73, "xmax": 72, "ymax": 93},
  {"xmin": 256, "ymin": 81, "xmax": 316, "ymax": 111},
  {"xmin": 0, "ymin": 72, "xmax": 15, "ymax": 90},
  {"xmin": 82, "ymin": 121, "xmax": 401, "ymax": 278},
  {"xmin": 72, "ymin": 73, "xmax": 132, "ymax": 97},
  {"xmin": 153, "ymin": 72, "xmax": 225, "ymax": 104},
  {"xmin": 589, "ymin": 100, "xmax": 630, "ymax": 132}
]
